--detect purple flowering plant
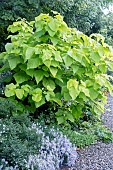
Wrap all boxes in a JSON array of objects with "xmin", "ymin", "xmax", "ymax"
[{"xmin": 26, "ymin": 123, "xmax": 77, "ymax": 170}]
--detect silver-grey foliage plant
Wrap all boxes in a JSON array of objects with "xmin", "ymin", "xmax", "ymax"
[
  {"xmin": 26, "ymin": 123, "xmax": 77, "ymax": 170},
  {"xmin": 0, "ymin": 122, "xmax": 77, "ymax": 170}
]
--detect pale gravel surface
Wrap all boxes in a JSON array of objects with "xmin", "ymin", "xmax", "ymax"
[
  {"xmin": 60, "ymin": 94, "xmax": 113, "ymax": 170},
  {"xmin": 71, "ymin": 94, "xmax": 113, "ymax": 170}
]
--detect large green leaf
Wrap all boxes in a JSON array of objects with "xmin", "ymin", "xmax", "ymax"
[
  {"xmin": 71, "ymin": 64, "xmax": 79, "ymax": 74},
  {"xmin": 26, "ymin": 69, "xmax": 35, "ymax": 78},
  {"xmin": 50, "ymin": 97, "xmax": 62, "ymax": 106},
  {"xmin": 27, "ymin": 58, "xmax": 42, "ymax": 69},
  {"xmin": 25, "ymin": 47, "xmax": 34, "ymax": 60},
  {"xmin": 14, "ymin": 71, "xmax": 30, "ymax": 84},
  {"xmin": 67, "ymin": 49, "xmax": 83, "ymax": 62},
  {"xmin": 43, "ymin": 60, "xmax": 51, "ymax": 68},
  {"xmin": 79, "ymin": 85, "xmax": 90, "ymax": 97},
  {"xmin": 49, "ymin": 67, "xmax": 57, "ymax": 77},
  {"xmin": 99, "ymin": 63, "xmax": 107, "ymax": 73},
  {"xmin": 63, "ymin": 55, "xmax": 73, "ymax": 66},
  {"xmin": 85, "ymin": 80, "xmax": 93, "ymax": 87},
  {"xmin": 61, "ymin": 86, "xmax": 71, "ymax": 101},
  {"xmin": 0, "ymin": 52, "xmax": 7, "ymax": 62},
  {"xmin": 89, "ymin": 88, "xmax": 99, "ymax": 100},
  {"xmin": 34, "ymin": 70, "xmax": 44, "ymax": 84},
  {"xmin": 67, "ymin": 79, "xmax": 78, "ymax": 89},
  {"xmin": 42, "ymin": 66, "xmax": 48, "ymax": 71},
  {"xmin": 45, "ymin": 26, "xmax": 56, "ymax": 37},
  {"xmin": 43, "ymin": 71, "xmax": 49, "ymax": 77},
  {"xmin": 54, "ymin": 51, "xmax": 62, "ymax": 62},
  {"xmin": 42, "ymin": 49, "xmax": 52, "ymax": 61},
  {"xmin": 5, "ymin": 83, "xmax": 17, "ymax": 90},
  {"xmin": 90, "ymin": 52, "xmax": 100, "ymax": 63},
  {"xmin": 67, "ymin": 79, "xmax": 79, "ymax": 100},
  {"xmin": 35, "ymin": 21, "xmax": 43, "ymax": 31},
  {"xmin": 43, "ymin": 78, "xmax": 55, "ymax": 91},
  {"xmin": 68, "ymin": 86, "xmax": 79, "ymax": 100},
  {"xmin": 8, "ymin": 56, "xmax": 23, "ymax": 70},
  {"xmin": 0, "ymin": 63, "xmax": 8, "ymax": 73},
  {"xmin": 72, "ymin": 106, "xmax": 82, "ymax": 119},
  {"xmin": 48, "ymin": 19, "xmax": 58, "ymax": 31},
  {"xmin": 21, "ymin": 84, "xmax": 31, "ymax": 92},
  {"xmin": 15, "ymin": 89, "xmax": 24, "ymax": 99},
  {"xmin": 77, "ymin": 68, "xmax": 85, "ymax": 76},
  {"xmin": 50, "ymin": 92, "xmax": 62, "ymax": 106},
  {"xmin": 19, "ymin": 64, "xmax": 27, "ymax": 71},
  {"xmin": 95, "ymin": 75, "xmax": 106, "ymax": 86},
  {"xmin": 35, "ymin": 46, "xmax": 42, "ymax": 54},
  {"xmin": 32, "ymin": 88, "xmax": 42, "ymax": 102},
  {"xmin": 32, "ymin": 94, "xmax": 42, "ymax": 102},
  {"xmin": 97, "ymin": 44, "xmax": 104, "ymax": 56},
  {"xmin": 5, "ymin": 88, "xmax": 15, "ymax": 97},
  {"xmin": 50, "ymin": 37, "xmax": 59, "ymax": 46},
  {"xmin": 5, "ymin": 43, "xmax": 14, "ymax": 53},
  {"xmin": 5, "ymin": 83, "xmax": 17, "ymax": 97},
  {"xmin": 8, "ymin": 24, "xmax": 21, "ymax": 33},
  {"xmin": 55, "ymin": 70, "xmax": 63, "ymax": 82},
  {"xmin": 79, "ymin": 92, "xmax": 88, "ymax": 102},
  {"xmin": 51, "ymin": 60, "xmax": 60, "ymax": 67},
  {"xmin": 105, "ymin": 81, "xmax": 113, "ymax": 95}
]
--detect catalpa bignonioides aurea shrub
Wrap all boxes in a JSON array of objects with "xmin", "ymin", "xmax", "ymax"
[{"xmin": 0, "ymin": 12, "xmax": 113, "ymax": 124}]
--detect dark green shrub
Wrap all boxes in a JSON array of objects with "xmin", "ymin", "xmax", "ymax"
[
  {"xmin": 0, "ymin": 117, "xmax": 41, "ymax": 167},
  {"xmin": 0, "ymin": 97, "xmax": 26, "ymax": 118}
]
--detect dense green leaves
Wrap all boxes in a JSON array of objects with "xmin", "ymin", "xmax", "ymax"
[{"xmin": 1, "ymin": 13, "xmax": 113, "ymax": 124}]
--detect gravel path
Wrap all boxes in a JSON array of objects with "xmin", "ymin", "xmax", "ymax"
[{"xmin": 71, "ymin": 95, "xmax": 113, "ymax": 170}]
